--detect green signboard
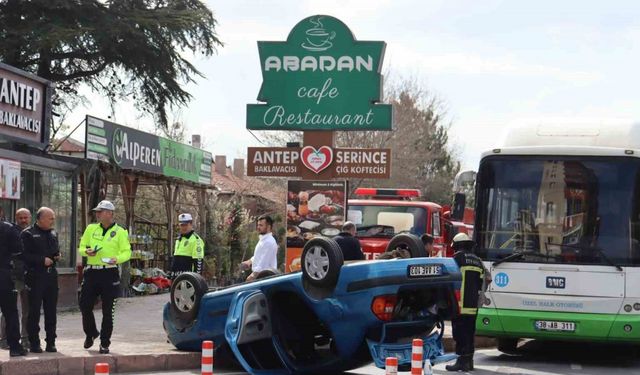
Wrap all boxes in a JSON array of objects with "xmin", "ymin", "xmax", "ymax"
[
  {"xmin": 85, "ymin": 115, "xmax": 212, "ymax": 185},
  {"xmin": 246, "ymin": 15, "xmax": 392, "ymax": 131}
]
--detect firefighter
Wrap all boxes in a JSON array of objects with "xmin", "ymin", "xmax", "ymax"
[
  {"xmin": 78, "ymin": 200, "xmax": 131, "ymax": 354},
  {"xmin": 170, "ymin": 213, "xmax": 204, "ymax": 279},
  {"xmin": 0, "ymin": 220, "xmax": 27, "ymax": 357},
  {"xmin": 21, "ymin": 207, "xmax": 60, "ymax": 353},
  {"xmin": 446, "ymin": 233, "xmax": 490, "ymax": 372}
]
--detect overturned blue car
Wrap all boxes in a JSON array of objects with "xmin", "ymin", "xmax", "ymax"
[{"xmin": 163, "ymin": 236, "xmax": 461, "ymax": 374}]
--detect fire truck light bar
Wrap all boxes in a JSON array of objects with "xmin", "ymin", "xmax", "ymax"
[{"xmin": 354, "ymin": 188, "xmax": 421, "ymax": 198}]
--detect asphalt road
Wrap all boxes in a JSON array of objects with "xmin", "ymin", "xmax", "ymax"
[{"xmin": 129, "ymin": 339, "xmax": 640, "ymax": 374}]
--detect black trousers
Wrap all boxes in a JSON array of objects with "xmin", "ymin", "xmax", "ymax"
[
  {"xmin": 170, "ymin": 255, "xmax": 193, "ymax": 279},
  {"xmin": 26, "ymin": 270, "xmax": 59, "ymax": 345},
  {"xmin": 79, "ymin": 268, "xmax": 119, "ymax": 347},
  {"xmin": 0, "ymin": 271, "xmax": 21, "ymax": 351},
  {"xmin": 451, "ymin": 313, "xmax": 477, "ymax": 356}
]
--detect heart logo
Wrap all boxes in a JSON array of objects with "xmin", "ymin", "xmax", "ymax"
[{"xmin": 301, "ymin": 146, "xmax": 333, "ymax": 174}]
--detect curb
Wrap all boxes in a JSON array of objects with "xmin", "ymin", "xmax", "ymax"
[
  {"xmin": 0, "ymin": 352, "xmax": 200, "ymax": 375},
  {"xmin": 1, "ymin": 338, "xmax": 497, "ymax": 374}
]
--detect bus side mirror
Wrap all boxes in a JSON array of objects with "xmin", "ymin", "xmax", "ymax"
[{"xmin": 451, "ymin": 193, "xmax": 466, "ymax": 221}]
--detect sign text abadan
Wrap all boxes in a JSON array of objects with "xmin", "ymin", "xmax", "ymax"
[{"xmin": 247, "ymin": 147, "xmax": 390, "ymax": 179}]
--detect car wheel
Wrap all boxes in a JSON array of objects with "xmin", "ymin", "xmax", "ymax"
[
  {"xmin": 497, "ymin": 337, "xmax": 519, "ymax": 354},
  {"xmin": 301, "ymin": 237, "xmax": 344, "ymax": 289},
  {"xmin": 170, "ymin": 272, "xmax": 208, "ymax": 322},
  {"xmin": 385, "ymin": 233, "xmax": 427, "ymax": 258},
  {"xmin": 256, "ymin": 269, "xmax": 280, "ymax": 279}
]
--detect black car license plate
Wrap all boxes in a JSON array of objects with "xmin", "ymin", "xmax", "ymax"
[{"xmin": 408, "ymin": 264, "xmax": 442, "ymax": 277}]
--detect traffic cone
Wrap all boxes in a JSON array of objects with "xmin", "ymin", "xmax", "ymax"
[
  {"xmin": 411, "ymin": 338, "xmax": 423, "ymax": 375},
  {"xmin": 385, "ymin": 356, "xmax": 398, "ymax": 375},
  {"xmin": 95, "ymin": 363, "xmax": 109, "ymax": 375},
  {"xmin": 423, "ymin": 358, "xmax": 433, "ymax": 375},
  {"xmin": 201, "ymin": 340, "xmax": 215, "ymax": 375}
]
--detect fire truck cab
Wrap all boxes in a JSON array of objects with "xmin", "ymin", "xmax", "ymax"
[{"xmin": 347, "ymin": 188, "xmax": 474, "ymax": 259}]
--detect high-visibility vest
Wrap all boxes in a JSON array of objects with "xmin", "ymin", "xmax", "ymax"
[
  {"xmin": 174, "ymin": 232, "xmax": 204, "ymax": 259},
  {"xmin": 78, "ymin": 223, "xmax": 131, "ymax": 266}
]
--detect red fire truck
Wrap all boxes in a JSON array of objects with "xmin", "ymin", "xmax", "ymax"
[{"xmin": 347, "ymin": 188, "xmax": 474, "ymax": 259}]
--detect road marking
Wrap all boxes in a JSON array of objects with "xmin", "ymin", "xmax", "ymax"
[{"xmin": 571, "ymin": 363, "xmax": 582, "ymax": 370}]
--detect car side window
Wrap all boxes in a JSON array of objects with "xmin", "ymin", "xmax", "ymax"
[{"xmin": 432, "ymin": 212, "xmax": 441, "ymax": 237}]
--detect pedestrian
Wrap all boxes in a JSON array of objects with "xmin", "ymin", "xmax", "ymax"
[
  {"xmin": 0, "ymin": 219, "xmax": 27, "ymax": 356},
  {"xmin": 241, "ymin": 215, "xmax": 277, "ymax": 282},
  {"xmin": 170, "ymin": 213, "xmax": 205, "ymax": 279},
  {"xmin": 445, "ymin": 233, "xmax": 490, "ymax": 372},
  {"xmin": 421, "ymin": 234, "xmax": 434, "ymax": 256},
  {"xmin": 78, "ymin": 200, "xmax": 131, "ymax": 354},
  {"xmin": 333, "ymin": 221, "xmax": 364, "ymax": 261},
  {"xmin": 0, "ymin": 208, "xmax": 31, "ymax": 350},
  {"xmin": 21, "ymin": 207, "xmax": 60, "ymax": 353}
]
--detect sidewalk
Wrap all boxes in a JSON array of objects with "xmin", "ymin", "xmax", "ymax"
[
  {"xmin": 0, "ymin": 294, "xmax": 199, "ymax": 375},
  {"xmin": 0, "ymin": 293, "xmax": 495, "ymax": 374}
]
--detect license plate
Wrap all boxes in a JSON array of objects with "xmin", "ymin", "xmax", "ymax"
[
  {"xmin": 408, "ymin": 264, "xmax": 442, "ymax": 277},
  {"xmin": 534, "ymin": 320, "xmax": 576, "ymax": 332}
]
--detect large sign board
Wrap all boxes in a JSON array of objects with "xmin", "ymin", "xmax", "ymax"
[
  {"xmin": 246, "ymin": 15, "xmax": 391, "ymax": 131},
  {"xmin": 85, "ymin": 116, "xmax": 212, "ymax": 185},
  {"xmin": 0, "ymin": 63, "xmax": 53, "ymax": 148},
  {"xmin": 0, "ymin": 158, "xmax": 21, "ymax": 200},
  {"xmin": 247, "ymin": 146, "xmax": 391, "ymax": 179},
  {"xmin": 285, "ymin": 180, "xmax": 347, "ymax": 273}
]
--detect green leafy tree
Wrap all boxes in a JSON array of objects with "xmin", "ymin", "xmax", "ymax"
[{"xmin": 0, "ymin": 0, "xmax": 222, "ymax": 134}]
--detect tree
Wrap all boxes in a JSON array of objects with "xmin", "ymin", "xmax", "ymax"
[{"xmin": 0, "ymin": 0, "xmax": 222, "ymax": 135}]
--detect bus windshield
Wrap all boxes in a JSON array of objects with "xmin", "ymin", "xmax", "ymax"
[{"xmin": 475, "ymin": 156, "xmax": 640, "ymax": 266}]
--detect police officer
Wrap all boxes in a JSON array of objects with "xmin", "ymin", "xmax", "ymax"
[
  {"xmin": 0, "ymin": 208, "xmax": 31, "ymax": 350},
  {"xmin": 446, "ymin": 233, "xmax": 490, "ymax": 372},
  {"xmin": 171, "ymin": 213, "xmax": 204, "ymax": 278},
  {"xmin": 21, "ymin": 207, "xmax": 60, "ymax": 353},
  {"xmin": 78, "ymin": 200, "xmax": 131, "ymax": 354},
  {"xmin": 0, "ymin": 219, "xmax": 27, "ymax": 356}
]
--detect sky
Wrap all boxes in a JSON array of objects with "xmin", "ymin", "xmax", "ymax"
[{"xmin": 66, "ymin": 0, "xmax": 640, "ymax": 171}]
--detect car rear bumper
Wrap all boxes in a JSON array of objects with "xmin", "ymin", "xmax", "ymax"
[{"xmin": 366, "ymin": 320, "xmax": 456, "ymax": 369}]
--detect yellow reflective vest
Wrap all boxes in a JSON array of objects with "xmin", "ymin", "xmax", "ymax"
[
  {"xmin": 173, "ymin": 232, "xmax": 204, "ymax": 259},
  {"xmin": 78, "ymin": 223, "xmax": 132, "ymax": 266}
]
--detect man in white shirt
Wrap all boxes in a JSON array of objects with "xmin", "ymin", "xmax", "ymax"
[{"xmin": 241, "ymin": 215, "xmax": 278, "ymax": 281}]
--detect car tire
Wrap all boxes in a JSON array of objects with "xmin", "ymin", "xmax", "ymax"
[
  {"xmin": 256, "ymin": 269, "xmax": 280, "ymax": 279},
  {"xmin": 170, "ymin": 272, "xmax": 208, "ymax": 322},
  {"xmin": 301, "ymin": 237, "xmax": 344, "ymax": 289},
  {"xmin": 385, "ymin": 233, "xmax": 427, "ymax": 258},
  {"xmin": 497, "ymin": 337, "xmax": 519, "ymax": 354}
]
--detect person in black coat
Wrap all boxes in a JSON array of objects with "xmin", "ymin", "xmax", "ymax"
[
  {"xmin": 0, "ymin": 220, "xmax": 27, "ymax": 356},
  {"xmin": 333, "ymin": 221, "xmax": 364, "ymax": 261},
  {"xmin": 21, "ymin": 207, "xmax": 60, "ymax": 353}
]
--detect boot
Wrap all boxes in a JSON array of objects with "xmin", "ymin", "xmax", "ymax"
[
  {"xmin": 45, "ymin": 341, "xmax": 57, "ymax": 353},
  {"xmin": 445, "ymin": 354, "xmax": 473, "ymax": 372}
]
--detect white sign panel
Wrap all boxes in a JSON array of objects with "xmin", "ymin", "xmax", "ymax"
[{"xmin": 0, "ymin": 158, "xmax": 21, "ymax": 200}]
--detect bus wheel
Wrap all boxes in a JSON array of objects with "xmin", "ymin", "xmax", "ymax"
[{"xmin": 497, "ymin": 338, "xmax": 519, "ymax": 354}]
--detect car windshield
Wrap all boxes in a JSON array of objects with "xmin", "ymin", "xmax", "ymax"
[
  {"xmin": 475, "ymin": 156, "xmax": 640, "ymax": 266},
  {"xmin": 348, "ymin": 205, "xmax": 427, "ymax": 237}
]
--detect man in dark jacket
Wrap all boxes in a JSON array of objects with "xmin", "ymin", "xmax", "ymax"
[
  {"xmin": 0, "ymin": 208, "xmax": 31, "ymax": 350},
  {"xmin": 333, "ymin": 222, "xmax": 364, "ymax": 261},
  {"xmin": 0, "ymin": 220, "xmax": 27, "ymax": 356},
  {"xmin": 21, "ymin": 207, "xmax": 60, "ymax": 353}
]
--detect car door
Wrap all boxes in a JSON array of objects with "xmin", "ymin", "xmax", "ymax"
[{"xmin": 225, "ymin": 289, "xmax": 290, "ymax": 375}]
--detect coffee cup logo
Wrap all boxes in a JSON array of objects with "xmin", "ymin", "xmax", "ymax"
[{"xmin": 302, "ymin": 16, "xmax": 336, "ymax": 52}]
